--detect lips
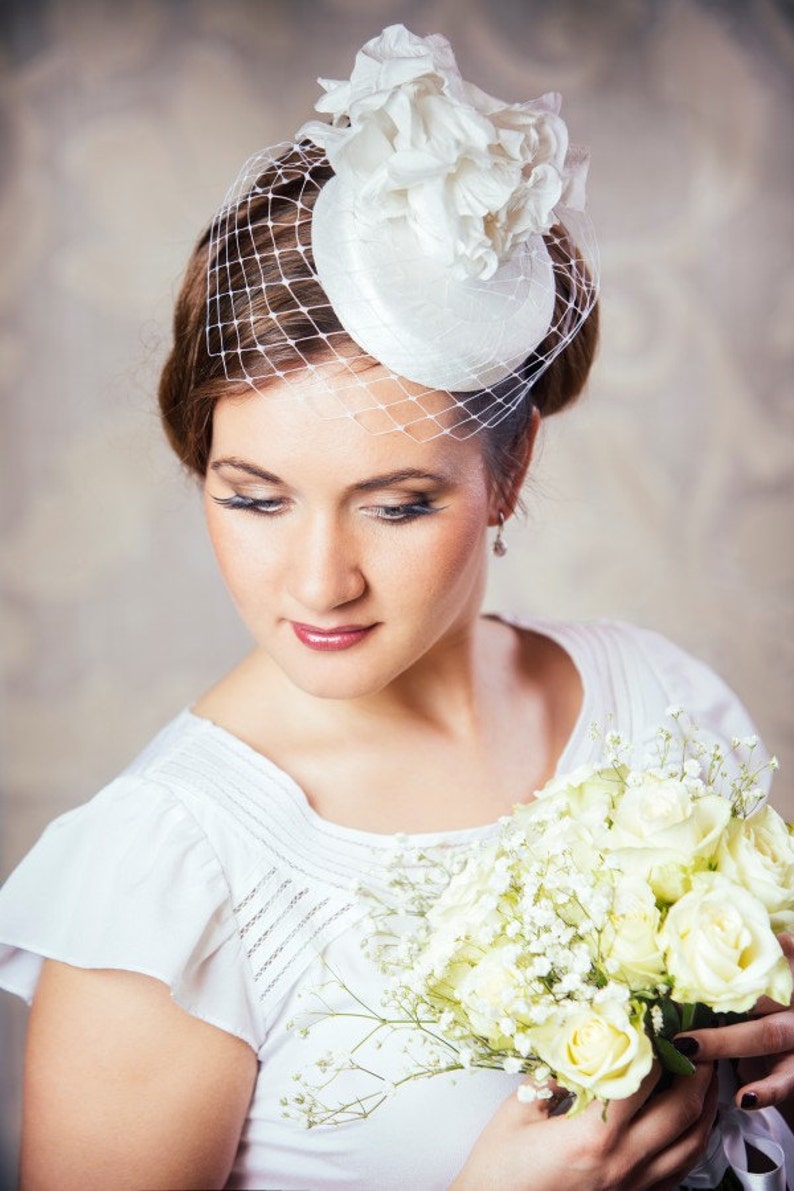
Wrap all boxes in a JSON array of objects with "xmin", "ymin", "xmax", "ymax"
[{"xmin": 291, "ymin": 621, "xmax": 377, "ymax": 651}]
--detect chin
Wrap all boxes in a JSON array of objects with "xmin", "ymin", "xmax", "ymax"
[
  {"xmin": 269, "ymin": 638, "xmax": 419, "ymax": 702},
  {"xmin": 282, "ymin": 664, "xmax": 393, "ymax": 702},
  {"xmin": 302, "ymin": 679, "xmax": 383, "ymax": 701}
]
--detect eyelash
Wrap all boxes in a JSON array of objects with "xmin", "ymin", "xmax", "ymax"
[
  {"xmin": 212, "ymin": 495, "xmax": 286, "ymax": 516},
  {"xmin": 211, "ymin": 495, "xmax": 441, "ymax": 524}
]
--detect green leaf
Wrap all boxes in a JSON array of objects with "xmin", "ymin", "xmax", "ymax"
[
  {"xmin": 690, "ymin": 1002, "xmax": 719, "ymax": 1030},
  {"xmin": 658, "ymin": 997, "xmax": 681, "ymax": 1039},
  {"xmin": 654, "ymin": 1034, "xmax": 696, "ymax": 1076},
  {"xmin": 716, "ymin": 1010, "xmax": 750, "ymax": 1028},
  {"xmin": 680, "ymin": 1002, "xmax": 696, "ymax": 1032}
]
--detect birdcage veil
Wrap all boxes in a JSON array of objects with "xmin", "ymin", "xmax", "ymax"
[{"xmin": 206, "ymin": 24, "xmax": 598, "ymax": 440}]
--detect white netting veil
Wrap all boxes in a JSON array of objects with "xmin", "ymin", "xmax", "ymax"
[{"xmin": 206, "ymin": 24, "xmax": 599, "ymax": 440}]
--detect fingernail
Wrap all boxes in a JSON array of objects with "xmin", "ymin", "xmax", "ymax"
[
  {"xmin": 673, "ymin": 1037, "xmax": 699, "ymax": 1058},
  {"xmin": 549, "ymin": 1091, "xmax": 576, "ymax": 1117},
  {"xmin": 741, "ymin": 1092, "xmax": 759, "ymax": 1110}
]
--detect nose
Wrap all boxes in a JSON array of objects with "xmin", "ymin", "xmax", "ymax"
[{"xmin": 286, "ymin": 511, "xmax": 367, "ymax": 614}]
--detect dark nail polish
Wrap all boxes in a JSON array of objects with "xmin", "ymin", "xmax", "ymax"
[
  {"xmin": 673, "ymin": 1037, "xmax": 699, "ymax": 1058},
  {"xmin": 549, "ymin": 1091, "xmax": 576, "ymax": 1117},
  {"xmin": 741, "ymin": 1092, "xmax": 759, "ymax": 1109}
]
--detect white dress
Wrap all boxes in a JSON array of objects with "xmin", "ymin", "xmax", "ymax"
[{"xmin": 0, "ymin": 618, "xmax": 791, "ymax": 1190}]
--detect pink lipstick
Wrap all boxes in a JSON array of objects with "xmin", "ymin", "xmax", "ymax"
[{"xmin": 291, "ymin": 622, "xmax": 376, "ymax": 651}]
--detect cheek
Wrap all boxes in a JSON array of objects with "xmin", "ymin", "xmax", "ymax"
[
  {"xmin": 204, "ymin": 494, "xmax": 488, "ymax": 617},
  {"xmin": 394, "ymin": 509, "xmax": 487, "ymax": 607},
  {"xmin": 205, "ymin": 504, "xmax": 276, "ymax": 608}
]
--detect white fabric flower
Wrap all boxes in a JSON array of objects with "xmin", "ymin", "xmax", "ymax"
[
  {"xmin": 300, "ymin": 24, "xmax": 583, "ymax": 281},
  {"xmin": 297, "ymin": 24, "xmax": 592, "ymax": 392}
]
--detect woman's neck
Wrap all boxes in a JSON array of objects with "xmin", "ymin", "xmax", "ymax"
[
  {"xmin": 272, "ymin": 614, "xmax": 517, "ymax": 740},
  {"xmin": 192, "ymin": 615, "xmax": 584, "ymax": 834}
]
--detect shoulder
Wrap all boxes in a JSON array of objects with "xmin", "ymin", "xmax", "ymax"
[
  {"xmin": 565, "ymin": 618, "xmax": 756, "ymax": 729},
  {"xmin": 504, "ymin": 614, "xmax": 764, "ymax": 769},
  {"xmin": 0, "ymin": 711, "xmax": 363, "ymax": 1042},
  {"xmin": 529, "ymin": 614, "xmax": 704, "ymax": 676},
  {"xmin": 533, "ymin": 616, "xmax": 749, "ymax": 712},
  {"xmin": 18, "ymin": 710, "xmax": 278, "ymax": 892}
]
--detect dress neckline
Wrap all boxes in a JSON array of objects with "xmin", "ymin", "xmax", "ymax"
[{"xmin": 183, "ymin": 616, "xmax": 596, "ymax": 849}]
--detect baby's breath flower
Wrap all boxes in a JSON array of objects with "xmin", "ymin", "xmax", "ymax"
[{"xmin": 514, "ymin": 1032, "xmax": 533, "ymax": 1057}]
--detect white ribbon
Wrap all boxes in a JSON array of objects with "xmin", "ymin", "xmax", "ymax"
[{"xmin": 683, "ymin": 1105, "xmax": 787, "ymax": 1190}]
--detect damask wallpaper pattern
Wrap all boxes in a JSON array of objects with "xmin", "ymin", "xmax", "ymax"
[{"xmin": 0, "ymin": 0, "xmax": 792, "ymax": 1178}]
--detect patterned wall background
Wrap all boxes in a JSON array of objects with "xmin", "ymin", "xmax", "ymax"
[{"xmin": 0, "ymin": 0, "xmax": 792, "ymax": 1178}]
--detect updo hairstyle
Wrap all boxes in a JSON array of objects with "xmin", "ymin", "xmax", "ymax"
[{"xmin": 158, "ymin": 145, "xmax": 599, "ymax": 507}]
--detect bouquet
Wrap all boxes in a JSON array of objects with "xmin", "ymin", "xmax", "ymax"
[{"xmin": 286, "ymin": 712, "xmax": 793, "ymax": 1183}]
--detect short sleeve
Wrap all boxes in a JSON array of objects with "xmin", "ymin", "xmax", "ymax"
[
  {"xmin": 0, "ymin": 775, "xmax": 265, "ymax": 1052},
  {"xmin": 626, "ymin": 623, "xmax": 772, "ymax": 794}
]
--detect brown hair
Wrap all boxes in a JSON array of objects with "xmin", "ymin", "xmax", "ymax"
[{"xmin": 158, "ymin": 146, "xmax": 599, "ymax": 504}]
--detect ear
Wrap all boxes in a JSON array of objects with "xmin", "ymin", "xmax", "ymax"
[{"xmin": 488, "ymin": 406, "xmax": 541, "ymax": 524}]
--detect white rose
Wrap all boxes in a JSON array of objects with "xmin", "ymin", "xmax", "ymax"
[
  {"xmin": 522, "ymin": 764, "xmax": 621, "ymax": 833},
  {"xmin": 512, "ymin": 767, "xmax": 620, "ymax": 872},
  {"xmin": 661, "ymin": 872, "xmax": 794, "ymax": 1012},
  {"xmin": 606, "ymin": 847, "xmax": 693, "ymax": 904},
  {"xmin": 608, "ymin": 779, "xmax": 731, "ymax": 901},
  {"xmin": 530, "ymin": 1001, "xmax": 653, "ymax": 1103},
  {"xmin": 453, "ymin": 942, "xmax": 524, "ymax": 1048},
  {"xmin": 426, "ymin": 843, "xmax": 505, "ymax": 947},
  {"xmin": 602, "ymin": 876, "xmax": 666, "ymax": 991},
  {"xmin": 611, "ymin": 778, "xmax": 730, "ymax": 858},
  {"xmin": 716, "ymin": 805, "xmax": 794, "ymax": 933},
  {"xmin": 515, "ymin": 812, "xmax": 607, "ymax": 878}
]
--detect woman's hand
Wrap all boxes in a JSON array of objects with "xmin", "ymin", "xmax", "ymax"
[
  {"xmin": 673, "ymin": 932, "xmax": 794, "ymax": 1130},
  {"xmin": 449, "ymin": 1061, "xmax": 719, "ymax": 1191}
]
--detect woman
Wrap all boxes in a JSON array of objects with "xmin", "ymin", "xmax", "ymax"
[{"xmin": 0, "ymin": 24, "xmax": 792, "ymax": 1191}]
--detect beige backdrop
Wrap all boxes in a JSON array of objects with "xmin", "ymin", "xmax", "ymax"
[{"xmin": 1, "ymin": 0, "xmax": 792, "ymax": 1178}]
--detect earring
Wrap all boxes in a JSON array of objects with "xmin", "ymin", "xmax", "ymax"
[{"xmin": 493, "ymin": 511, "xmax": 507, "ymax": 557}]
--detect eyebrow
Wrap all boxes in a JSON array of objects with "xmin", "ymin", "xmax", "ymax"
[{"xmin": 210, "ymin": 457, "xmax": 449, "ymax": 492}]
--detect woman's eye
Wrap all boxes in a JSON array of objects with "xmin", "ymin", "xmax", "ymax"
[
  {"xmin": 369, "ymin": 501, "xmax": 440, "ymax": 523},
  {"xmin": 211, "ymin": 494, "xmax": 442, "ymax": 523},
  {"xmin": 211, "ymin": 494, "xmax": 286, "ymax": 516}
]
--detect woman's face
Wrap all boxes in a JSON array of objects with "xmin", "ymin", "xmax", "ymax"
[{"xmin": 204, "ymin": 383, "xmax": 499, "ymax": 701}]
